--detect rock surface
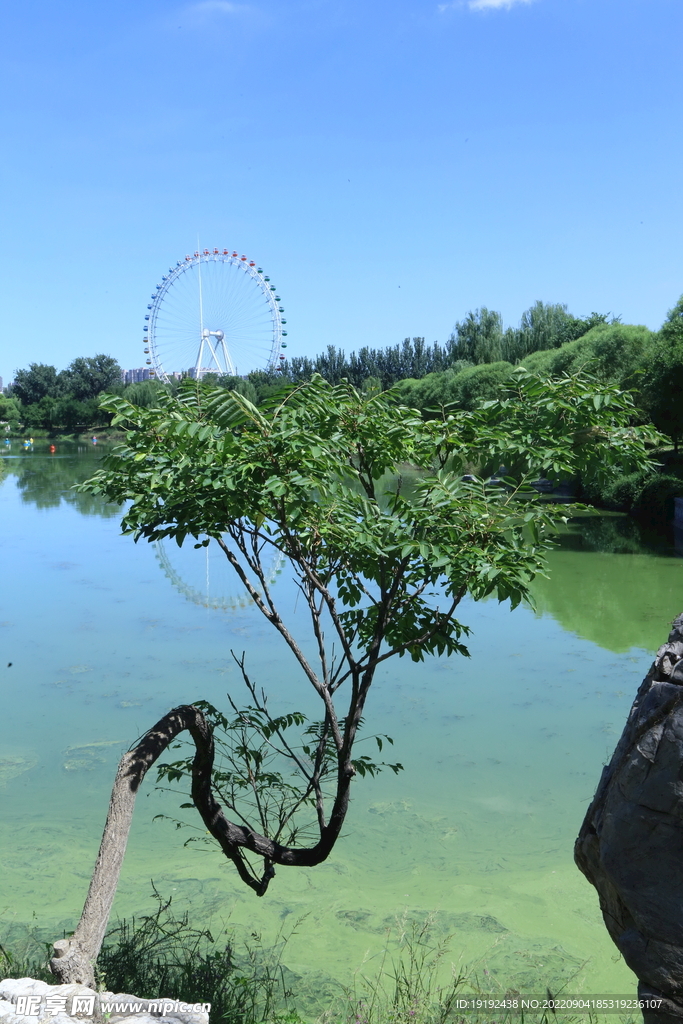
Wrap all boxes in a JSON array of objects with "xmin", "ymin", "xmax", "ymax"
[
  {"xmin": 576, "ymin": 612, "xmax": 683, "ymax": 1023},
  {"xmin": 0, "ymin": 979, "xmax": 209, "ymax": 1024}
]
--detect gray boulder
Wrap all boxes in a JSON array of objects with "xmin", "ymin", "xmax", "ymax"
[{"xmin": 576, "ymin": 613, "xmax": 683, "ymax": 1022}]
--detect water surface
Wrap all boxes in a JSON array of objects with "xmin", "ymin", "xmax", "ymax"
[{"xmin": 2, "ymin": 443, "xmax": 681, "ymax": 998}]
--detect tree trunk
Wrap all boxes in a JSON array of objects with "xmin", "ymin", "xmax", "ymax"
[
  {"xmin": 49, "ymin": 702, "xmax": 357, "ymax": 985},
  {"xmin": 50, "ymin": 706, "xmax": 208, "ymax": 986},
  {"xmin": 575, "ymin": 613, "xmax": 683, "ymax": 1023}
]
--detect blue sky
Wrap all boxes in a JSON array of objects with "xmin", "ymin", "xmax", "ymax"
[{"xmin": 1, "ymin": 0, "xmax": 681, "ymax": 382}]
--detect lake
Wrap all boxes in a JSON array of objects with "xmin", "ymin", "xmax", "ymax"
[{"xmin": 2, "ymin": 440, "xmax": 683, "ymax": 1001}]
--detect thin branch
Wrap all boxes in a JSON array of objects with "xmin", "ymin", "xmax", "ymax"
[
  {"xmin": 214, "ymin": 535, "xmax": 335, "ymax": 720},
  {"xmin": 231, "ymin": 653, "xmax": 315, "ymax": 783}
]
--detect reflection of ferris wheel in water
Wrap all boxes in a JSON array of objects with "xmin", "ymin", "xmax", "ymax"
[
  {"xmin": 143, "ymin": 248, "xmax": 288, "ymax": 382},
  {"xmin": 155, "ymin": 538, "xmax": 286, "ymax": 613}
]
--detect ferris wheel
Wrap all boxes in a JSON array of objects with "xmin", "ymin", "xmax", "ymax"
[{"xmin": 142, "ymin": 248, "xmax": 288, "ymax": 382}]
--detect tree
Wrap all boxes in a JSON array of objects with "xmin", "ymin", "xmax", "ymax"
[
  {"xmin": 122, "ymin": 379, "xmax": 168, "ymax": 409},
  {"xmin": 447, "ymin": 304, "xmax": 614, "ymax": 368},
  {"xmin": 659, "ymin": 293, "xmax": 683, "ymax": 345},
  {"xmin": 449, "ymin": 307, "xmax": 504, "ymax": 364},
  {"xmin": 216, "ymin": 374, "xmax": 259, "ymax": 404},
  {"xmin": 391, "ymin": 363, "xmax": 513, "ymax": 416},
  {"xmin": 12, "ymin": 362, "xmax": 62, "ymax": 405},
  {"xmin": 516, "ymin": 301, "xmax": 577, "ymax": 356},
  {"xmin": 246, "ymin": 367, "xmax": 291, "ymax": 404},
  {"xmin": 61, "ymin": 354, "xmax": 122, "ymax": 401},
  {"xmin": 54, "ymin": 397, "xmax": 100, "ymax": 431},
  {"xmin": 288, "ymin": 338, "xmax": 458, "ymax": 389},
  {"xmin": 640, "ymin": 337, "xmax": 683, "ymax": 451},
  {"xmin": 636, "ymin": 295, "xmax": 683, "ymax": 451},
  {"xmin": 0, "ymin": 394, "xmax": 21, "ymax": 428},
  {"xmin": 522, "ymin": 322, "xmax": 654, "ymax": 386},
  {"xmin": 20, "ymin": 394, "xmax": 60, "ymax": 430},
  {"xmin": 442, "ymin": 361, "xmax": 514, "ymax": 411},
  {"xmin": 57, "ymin": 370, "xmax": 662, "ymax": 986}
]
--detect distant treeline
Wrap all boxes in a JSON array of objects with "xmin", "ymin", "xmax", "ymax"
[
  {"xmin": 4, "ymin": 295, "xmax": 683, "ymax": 470},
  {"xmin": 388, "ymin": 295, "xmax": 683, "ymax": 521},
  {"xmin": 1, "ymin": 355, "xmax": 123, "ymax": 431},
  {"xmin": 285, "ymin": 302, "xmax": 613, "ymax": 389},
  {"xmin": 387, "ymin": 299, "xmax": 683, "ymax": 449},
  {"xmin": 272, "ymin": 296, "xmax": 683, "ymax": 455}
]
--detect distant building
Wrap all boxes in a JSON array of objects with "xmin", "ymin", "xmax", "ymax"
[
  {"xmin": 122, "ymin": 368, "xmax": 187, "ymax": 384},
  {"xmin": 123, "ymin": 368, "xmax": 154, "ymax": 384},
  {"xmin": 0, "ymin": 376, "xmax": 3, "ymax": 392}
]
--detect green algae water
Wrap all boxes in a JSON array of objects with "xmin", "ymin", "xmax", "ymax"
[{"xmin": 2, "ymin": 443, "xmax": 683, "ymax": 999}]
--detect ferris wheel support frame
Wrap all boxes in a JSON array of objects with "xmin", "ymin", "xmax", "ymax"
[
  {"xmin": 196, "ymin": 329, "xmax": 236, "ymax": 378},
  {"xmin": 146, "ymin": 251, "xmax": 284, "ymax": 384}
]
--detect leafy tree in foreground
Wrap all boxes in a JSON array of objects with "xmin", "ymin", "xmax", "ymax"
[{"xmin": 53, "ymin": 370, "xmax": 663, "ymax": 986}]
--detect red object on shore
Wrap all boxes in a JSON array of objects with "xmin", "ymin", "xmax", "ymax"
[{"xmin": 49, "ymin": 445, "xmax": 56, "ymax": 453}]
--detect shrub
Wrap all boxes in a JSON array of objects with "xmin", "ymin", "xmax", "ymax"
[
  {"xmin": 393, "ymin": 362, "xmax": 513, "ymax": 415},
  {"xmin": 583, "ymin": 470, "xmax": 683, "ymax": 523},
  {"xmin": 522, "ymin": 323, "xmax": 654, "ymax": 386}
]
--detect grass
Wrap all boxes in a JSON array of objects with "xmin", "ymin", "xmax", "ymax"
[
  {"xmin": 1, "ymin": 890, "xmax": 297, "ymax": 1024},
  {"xmin": 0, "ymin": 897, "xmax": 640, "ymax": 1024}
]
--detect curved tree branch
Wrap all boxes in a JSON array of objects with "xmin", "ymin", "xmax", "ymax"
[{"xmin": 50, "ymin": 703, "xmax": 356, "ymax": 987}]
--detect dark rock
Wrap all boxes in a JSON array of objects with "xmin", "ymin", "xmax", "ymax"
[{"xmin": 576, "ymin": 614, "xmax": 683, "ymax": 1019}]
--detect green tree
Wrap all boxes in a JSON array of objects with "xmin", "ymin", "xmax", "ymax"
[
  {"xmin": 360, "ymin": 375, "xmax": 383, "ymax": 397},
  {"xmin": 522, "ymin": 322, "xmax": 653, "ymax": 385},
  {"xmin": 446, "ymin": 304, "xmax": 614, "ymax": 367},
  {"xmin": 449, "ymin": 307, "xmax": 504, "ymax": 364},
  {"xmin": 659, "ymin": 293, "xmax": 683, "ymax": 345},
  {"xmin": 122, "ymin": 380, "xmax": 168, "ymax": 408},
  {"xmin": 392, "ymin": 362, "xmax": 512, "ymax": 416},
  {"xmin": 54, "ymin": 397, "xmax": 100, "ymax": 431},
  {"xmin": 53, "ymin": 370, "xmax": 663, "ymax": 986},
  {"xmin": 61, "ymin": 354, "xmax": 122, "ymax": 401},
  {"xmin": 20, "ymin": 394, "xmax": 60, "ymax": 430},
  {"xmin": 516, "ymin": 301, "xmax": 577, "ymax": 356},
  {"xmin": 216, "ymin": 375, "xmax": 259, "ymax": 404},
  {"xmin": 0, "ymin": 394, "xmax": 22, "ymax": 429},
  {"xmin": 444, "ymin": 361, "xmax": 514, "ymax": 410},
  {"xmin": 12, "ymin": 362, "xmax": 62, "ymax": 405},
  {"xmin": 246, "ymin": 367, "xmax": 290, "ymax": 404},
  {"xmin": 640, "ymin": 338, "xmax": 683, "ymax": 451},
  {"xmin": 76, "ymin": 375, "xmax": 658, "ymax": 855}
]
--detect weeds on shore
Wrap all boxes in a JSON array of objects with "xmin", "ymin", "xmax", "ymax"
[
  {"xmin": 0, "ymin": 891, "xmax": 296, "ymax": 1024},
  {"xmin": 96, "ymin": 892, "xmax": 296, "ymax": 1024},
  {"xmin": 345, "ymin": 913, "xmax": 467, "ymax": 1024},
  {"xmin": 0, "ymin": 898, "xmax": 639, "ymax": 1024}
]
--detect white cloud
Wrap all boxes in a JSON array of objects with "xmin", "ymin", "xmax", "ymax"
[
  {"xmin": 193, "ymin": 1, "xmax": 243, "ymax": 11},
  {"xmin": 469, "ymin": 0, "xmax": 535, "ymax": 9},
  {"xmin": 438, "ymin": 0, "xmax": 535, "ymax": 10},
  {"xmin": 184, "ymin": 1, "xmax": 250, "ymax": 21},
  {"xmin": 176, "ymin": 0, "xmax": 268, "ymax": 30}
]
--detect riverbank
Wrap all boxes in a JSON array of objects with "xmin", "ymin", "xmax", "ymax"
[
  {"xmin": 3, "ymin": 429, "xmax": 126, "ymax": 442},
  {"xmin": 0, "ymin": 901, "xmax": 632, "ymax": 1024}
]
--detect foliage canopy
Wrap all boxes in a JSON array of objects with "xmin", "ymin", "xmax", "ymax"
[{"xmin": 81, "ymin": 370, "xmax": 663, "ymax": 894}]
